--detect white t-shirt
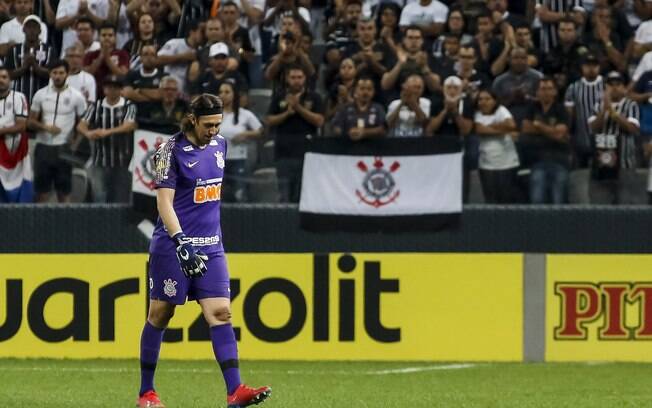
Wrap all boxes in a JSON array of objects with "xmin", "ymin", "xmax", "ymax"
[
  {"xmin": 399, "ymin": 0, "xmax": 448, "ymax": 28},
  {"xmin": 158, "ymin": 38, "xmax": 194, "ymax": 96},
  {"xmin": 263, "ymin": 7, "xmax": 311, "ymax": 36},
  {"xmin": 0, "ymin": 17, "xmax": 48, "ymax": 45},
  {"xmin": 633, "ymin": 50, "xmax": 652, "ymax": 82},
  {"xmin": 474, "ymin": 105, "xmax": 519, "ymax": 170},
  {"xmin": 67, "ymin": 70, "xmax": 97, "ymax": 102},
  {"xmin": 31, "ymin": 84, "xmax": 87, "ymax": 146},
  {"xmin": 386, "ymin": 97, "xmax": 431, "ymax": 138},
  {"xmin": 56, "ymin": 0, "xmax": 104, "ymax": 53},
  {"xmin": 635, "ymin": 20, "xmax": 652, "ymax": 46},
  {"xmin": 220, "ymin": 108, "xmax": 262, "ymax": 160}
]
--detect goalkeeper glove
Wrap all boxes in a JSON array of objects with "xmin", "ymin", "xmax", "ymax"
[{"xmin": 173, "ymin": 232, "xmax": 208, "ymax": 278}]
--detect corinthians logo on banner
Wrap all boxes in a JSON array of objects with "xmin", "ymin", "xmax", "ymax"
[{"xmin": 355, "ymin": 157, "xmax": 400, "ymax": 208}]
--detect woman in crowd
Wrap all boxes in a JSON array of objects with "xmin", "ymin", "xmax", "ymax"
[
  {"xmin": 122, "ymin": 13, "xmax": 161, "ymax": 70},
  {"xmin": 376, "ymin": 3, "xmax": 402, "ymax": 55},
  {"xmin": 473, "ymin": 89, "xmax": 519, "ymax": 203},
  {"xmin": 217, "ymin": 82, "xmax": 263, "ymax": 202},
  {"xmin": 432, "ymin": 7, "xmax": 473, "ymax": 58},
  {"xmin": 326, "ymin": 58, "xmax": 357, "ymax": 120}
]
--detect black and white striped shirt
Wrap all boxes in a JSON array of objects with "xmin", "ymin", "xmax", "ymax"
[
  {"xmin": 83, "ymin": 97, "xmax": 137, "ymax": 168},
  {"xmin": 536, "ymin": 0, "xmax": 585, "ymax": 53},
  {"xmin": 4, "ymin": 42, "xmax": 53, "ymax": 105},
  {"xmin": 565, "ymin": 75, "xmax": 604, "ymax": 154},
  {"xmin": 588, "ymin": 97, "xmax": 641, "ymax": 171}
]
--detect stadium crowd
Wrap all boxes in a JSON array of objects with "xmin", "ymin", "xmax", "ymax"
[{"xmin": 0, "ymin": 0, "xmax": 652, "ymax": 204}]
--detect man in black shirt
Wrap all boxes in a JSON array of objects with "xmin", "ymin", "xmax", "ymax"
[
  {"xmin": 331, "ymin": 75, "xmax": 386, "ymax": 140},
  {"xmin": 123, "ymin": 45, "xmax": 165, "ymax": 103},
  {"xmin": 136, "ymin": 76, "xmax": 188, "ymax": 135},
  {"xmin": 544, "ymin": 17, "xmax": 589, "ymax": 92},
  {"xmin": 266, "ymin": 64, "xmax": 324, "ymax": 202},
  {"xmin": 191, "ymin": 42, "xmax": 249, "ymax": 106},
  {"xmin": 521, "ymin": 77, "xmax": 571, "ymax": 204},
  {"xmin": 342, "ymin": 18, "xmax": 392, "ymax": 82}
]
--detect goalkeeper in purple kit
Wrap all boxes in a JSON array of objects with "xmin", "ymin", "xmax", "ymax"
[{"xmin": 137, "ymin": 94, "xmax": 271, "ymax": 408}]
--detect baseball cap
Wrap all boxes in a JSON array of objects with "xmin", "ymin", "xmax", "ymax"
[
  {"xmin": 209, "ymin": 42, "xmax": 229, "ymax": 58},
  {"xmin": 23, "ymin": 15, "xmax": 42, "ymax": 27},
  {"xmin": 606, "ymin": 71, "xmax": 625, "ymax": 84},
  {"xmin": 103, "ymin": 75, "xmax": 124, "ymax": 87},
  {"xmin": 581, "ymin": 53, "xmax": 599, "ymax": 65}
]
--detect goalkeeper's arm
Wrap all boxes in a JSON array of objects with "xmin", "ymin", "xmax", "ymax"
[{"xmin": 157, "ymin": 188, "xmax": 182, "ymax": 237}]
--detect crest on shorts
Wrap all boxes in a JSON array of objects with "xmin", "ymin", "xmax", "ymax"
[
  {"xmin": 215, "ymin": 151, "xmax": 225, "ymax": 169},
  {"xmin": 163, "ymin": 279, "xmax": 177, "ymax": 297}
]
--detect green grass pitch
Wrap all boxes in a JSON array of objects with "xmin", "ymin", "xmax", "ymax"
[{"xmin": 1, "ymin": 359, "xmax": 651, "ymax": 407}]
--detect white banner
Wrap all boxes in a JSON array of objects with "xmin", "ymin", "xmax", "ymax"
[
  {"xmin": 130, "ymin": 129, "xmax": 173, "ymax": 197},
  {"xmin": 299, "ymin": 152, "xmax": 463, "ymax": 216}
]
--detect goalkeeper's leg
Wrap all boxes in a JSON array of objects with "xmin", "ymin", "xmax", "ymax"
[{"xmin": 137, "ymin": 300, "xmax": 175, "ymax": 408}]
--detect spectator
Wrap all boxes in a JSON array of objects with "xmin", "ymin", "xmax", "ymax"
[
  {"xmin": 492, "ymin": 47, "xmax": 542, "ymax": 125},
  {"xmin": 188, "ymin": 17, "xmax": 233, "ymax": 85},
  {"xmin": 123, "ymin": 45, "xmax": 164, "ymax": 103},
  {"xmin": 456, "ymin": 45, "xmax": 491, "ymax": 100},
  {"xmin": 343, "ymin": 17, "xmax": 391, "ymax": 83},
  {"xmin": 5, "ymin": 15, "xmax": 53, "ymax": 105},
  {"xmin": 0, "ymin": 67, "xmax": 30, "ymax": 203},
  {"xmin": 521, "ymin": 77, "xmax": 571, "ymax": 204},
  {"xmin": 157, "ymin": 19, "xmax": 203, "ymax": 98},
  {"xmin": 262, "ymin": 0, "xmax": 310, "ymax": 39},
  {"xmin": 222, "ymin": 1, "xmax": 255, "ymax": 84},
  {"xmin": 632, "ymin": 1, "xmax": 652, "ymax": 58},
  {"xmin": 191, "ymin": 42, "xmax": 249, "ymax": 106},
  {"xmin": 431, "ymin": 8, "xmax": 473, "ymax": 58},
  {"xmin": 431, "ymin": 33, "xmax": 460, "ymax": 80},
  {"xmin": 217, "ymin": 81, "xmax": 263, "ymax": 202},
  {"xmin": 125, "ymin": 0, "xmax": 180, "ymax": 44},
  {"xmin": 471, "ymin": 9, "xmax": 503, "ymax": 75},
  {"xmin": 326, "ymin": 57, "xmax": 356, "ymax": 120},
  {"xmin": 398, "ymin": 0, "xmax": 448, "ymax": 43},
  {"xmin": 65, "ymin": 43, "xmax": 97, "ymax": 102},
  {"xmin": 376, "ymin": 2, "xmax": 401, "ymax": 55},
  {"xmin": 426, "ymin": 75, "xmax": 475, "ymax": 201},
  {"xmin": 122, "ymin": 13, "xmax": 160, "ymax": 71},
  {"xmin": 28, "ymin": 59, "xmax": 86, "ymax": 203},
  {"xmin": 381, "ymin": 25, "xmax": 441, "ymax": 100},
  {"xmin": 226, "ymin": 0, "xmax": 266, "ymax": 88},
  {"xmin": 56, "ymin": 0, "xmax": 105, "ymax": 53},
  {"xmin": 427, "ymin": 76, "xmax": 473, "ymax": 143},
  {"xmin": 629, "ymin": 62, "xmax": 652, "ymax": 137},
  {"xmin": 77, "ymin": 75, "xmax": 137, "ymax": 203},
  {"xmin": 545, "ymin": 17, "xmax": 588, "ymax": 91},
  {"xmin": 73, "ymin": 17, "xmax": 100, "ymax": 56},
  {"xmin": 564, "ymin": 53, "xmax": 604, "ymax": 203},
  {"xmin": 331, "ymin": 75, "xmax": 386, "ymax": 141},
  {"xmin": 473, "ymin": 88, "xmax": 519, "ymax": 203},
  {"xmin": 0, "ymin": 0, "xmax": 48, "ymax": 57},
  {"xmin": 323, "ymin": 0, "xmax": 362, "ymax": 61},
  {"xmin": 535, "ymin": 0, "xmax": 586, "ymax": 53},
  {"xmin": 588, "ymin": 71, "xmax": 645, "ymax": 204},
  {"xmin": 486, "ymin": 0, "xmax": 526, "ymax": 28},
  {"xmin": 386, "ymin": 74, "xmax": 430, "ymax": 138},
  {"xmin": 264, "ymin": 29, "xmax": 315, "ymax": 95},
  {"xmin": 265, "ymin": 64, "xmax": 324, "ymax": 203},
  {"xmin": 491, "ymin": 22, "xmax": 541, "ymax": 77},
  {"xmin": 83, "ymin": 24, "xmax": 129, "ymax": 98},
  {"xmin": 135, "ymin": 75, "xmax": 187, "ymax": 135},
  {"xmin": 584, "ymin": 4, "xmax": 626, "ymax": 73}
]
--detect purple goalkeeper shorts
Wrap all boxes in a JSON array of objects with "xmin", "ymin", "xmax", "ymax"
[{"xmin": 148, "ymin": 252, "xmax": 231, "ymax": 305}]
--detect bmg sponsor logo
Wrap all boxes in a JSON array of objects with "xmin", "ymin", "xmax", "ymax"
[{"xmin": 555, "ymin": 282, "xmax": 652, "ymax": 340}]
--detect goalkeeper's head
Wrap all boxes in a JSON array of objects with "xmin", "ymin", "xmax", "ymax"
[{"xmin": 183, "ymin": 93, "xmax": 223, "ymax": 146}]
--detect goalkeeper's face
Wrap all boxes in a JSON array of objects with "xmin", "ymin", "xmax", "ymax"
[{"xmin": 194, "ymin": 114, "xmax": 222, "ymax": 146}]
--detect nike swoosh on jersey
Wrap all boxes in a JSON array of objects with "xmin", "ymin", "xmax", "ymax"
[{"xmin": 187, "ymin": 161, "xmax": 199, "ymax": 168}]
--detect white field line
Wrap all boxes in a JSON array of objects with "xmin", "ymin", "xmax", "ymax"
[{"xmin": 0, "ymin": 363, "xmax": 475, "ymax": 376}]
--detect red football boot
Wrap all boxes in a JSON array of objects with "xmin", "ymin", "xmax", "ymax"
[
  {"xmin": 137, "ymin": 390, "xmax": 166, "ymax": 408},
  {"xmin": 227, "ymin": 384, "xmax": 272, "ymax": 408}
]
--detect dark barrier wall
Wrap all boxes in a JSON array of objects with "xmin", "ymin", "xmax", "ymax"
[{"xmin": 1, "ymin": 203, "xmax": 652, "ymax": 253}]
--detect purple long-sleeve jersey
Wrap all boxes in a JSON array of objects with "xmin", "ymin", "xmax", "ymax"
[{"xmin": 149, "ymin": 132, "xmax": 226, "ymax": 255}]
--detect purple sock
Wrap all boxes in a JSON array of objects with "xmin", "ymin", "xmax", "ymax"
[
  {"xmin": 210, "ymin": 324, "xmax": 242, "ymax": 395},
  {"xmin": 139, "ymin": 321, "xmax": 165, "ymax": 396}
]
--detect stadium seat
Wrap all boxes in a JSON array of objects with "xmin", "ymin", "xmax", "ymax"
[
  {"xmin": 248, "ymin": 88, "xmax": 273, "ymax": 121},
  {"xmin": 248, "ymin": 167, "xmax": 280, "ymax": 203}
]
